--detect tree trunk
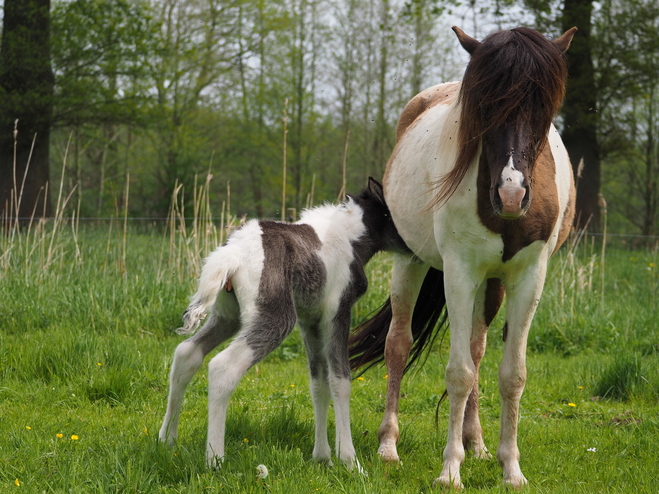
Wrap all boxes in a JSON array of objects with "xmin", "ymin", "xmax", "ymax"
[
  {"xmin": 0, "ymin": 0, "xmax": 54, "ymax": 220},
  {"xmin": 561, "ymin": 0, "xmax": 601, "ymax": 230}
]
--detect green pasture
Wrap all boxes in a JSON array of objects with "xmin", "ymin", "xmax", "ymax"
[{"xmin": 1, "ymin": 226, "xmax": 658, "ymax": 492}]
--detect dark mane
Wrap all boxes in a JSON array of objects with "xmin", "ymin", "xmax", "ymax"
[{"xmin": 434, "ymin": 27, "xmax": 569, "ymax": 206}]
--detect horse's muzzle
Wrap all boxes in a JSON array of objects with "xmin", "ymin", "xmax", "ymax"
[{"xmin": 494, "ymin": 183, "xmax": 530, "ymax": 219}]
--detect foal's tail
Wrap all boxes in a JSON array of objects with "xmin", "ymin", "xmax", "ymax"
[
  {"xmin": 348, "ymin": 268, "xmax": 447, "ymax": 375},
  {"xmin": 177, "ymin": 247, "xmax": 241, "ymax": 335}
]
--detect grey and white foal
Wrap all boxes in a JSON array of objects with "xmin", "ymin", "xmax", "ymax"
[{"xmin": 158, "ymin": 178, "xmax": 406, "ymax": 470}]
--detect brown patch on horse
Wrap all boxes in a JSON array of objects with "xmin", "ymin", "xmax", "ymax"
[
  {"xmin": 478, "ymin": 143, "xmax": 560, "ymax": 262},
  {"xmin": 395, "ymin": 82, "xmax": 460, "ymax": 141},
  {"xmin": 434, "ymin": 28, "xmax": 570, "ymax": 207},
  {"xmin": 225, "ymin": 278, "xmax": 233, "ymax": 292},
  {"xmin": 553, "ymin": 169, "xmax": 576, "ymax": 255},
  {"xmin": 484, "ymin": 278, "xmax": 504, "ymax": 326}
]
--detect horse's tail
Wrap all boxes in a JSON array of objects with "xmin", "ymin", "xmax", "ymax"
[
  {"xmin": 349, "ymin": 267, "xmax": 447, "ymax": 374},
  {"xmin": 177, "ymin": 246, "xmax": 241, "ymax": 335}
]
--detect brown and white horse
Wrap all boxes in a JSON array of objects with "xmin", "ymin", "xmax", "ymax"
[{"xmin": 349, "ymin": 26, "xmax": 577, "ymax": 489}]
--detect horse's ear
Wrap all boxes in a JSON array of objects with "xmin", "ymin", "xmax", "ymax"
[
  {"xmin": 452, "ymin": 26, "xmax": 480, "ymax": 55},
  {"xmin": 368, "ymin": 177, "xmax": 385, "ymax": 204},
  {"xmin": 554, "ymin": 27, "xmax": 578, "ymax": 53}
]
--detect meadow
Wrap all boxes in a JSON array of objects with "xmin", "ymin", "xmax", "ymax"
[{"xmin": 1, "ymin": 215, "xmax": 658, "ymax": 493}]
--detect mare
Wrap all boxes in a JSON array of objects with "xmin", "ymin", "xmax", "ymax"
[
  {"xmin": 158, "ymin": 178, "xmax": 408, "ymax": 470},
  {"xmin": 349, "ymin": 26, "xmax": 578, "ymax": 489}
]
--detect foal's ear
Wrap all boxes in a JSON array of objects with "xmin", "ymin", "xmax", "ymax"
[
  {"xmin": 368, "ymin": 177, "xmax": 386, "ymax": 204},
  {"xmin": 452, "ymin": 26, "xmax": 481, "ymax": 55},
  {"xmin": 554, "ymin": 26, "xmax": 578, "ymax": 53}
]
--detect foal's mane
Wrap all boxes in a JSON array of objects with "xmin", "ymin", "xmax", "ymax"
[{"xmin": 434, "ymin": 27, "xmax": 569, "ymax": 206}]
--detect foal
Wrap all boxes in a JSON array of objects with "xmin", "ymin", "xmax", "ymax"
[{"xmin": 158, "ymin": 178, "xmax": 407, "ymax": 469}]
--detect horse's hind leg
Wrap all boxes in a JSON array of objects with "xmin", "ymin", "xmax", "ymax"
[
  {"xmin": 159, "ymin": 307, "xmax": 240, "ymax": 445},
  {"xmin": 463, "ymin": 278, "xmax": 504, "ymax": 459},
  {"xmin": 378, "ymin": 257, "xmax": 429, "ymax": 462},
  {"xmin": 206, "ymin": 303, "xmax": 297, "ymax": 468}
]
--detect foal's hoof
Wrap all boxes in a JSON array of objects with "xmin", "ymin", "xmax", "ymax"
[
  {"xmin": 313, "ymin": 457, "xmax": 334, "ymax": 467},
  {"xmin": 158, "ymin": 433, "xmax": 176, "ymax": 447},
  {"xmin": 345, "ymin": 458, "xmax": 367, "ymax": 476},
  {"xmin": 206, "ymin": 454, "xmax": 224, "ymax": 470}
]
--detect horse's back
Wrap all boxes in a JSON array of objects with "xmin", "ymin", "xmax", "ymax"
[{"xmin": 395, "ymin": 82, "xmax": 461, "ymax": 141}]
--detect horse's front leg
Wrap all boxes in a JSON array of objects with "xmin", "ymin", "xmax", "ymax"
[
  {"xmin": 436, "ymin": 263, "xmax": 480, "ymax": 490},
  {"xmin": 498, "ymin": 258, "xmax": 548, "ymax": 489},
  {"xmin": 326, "ymin": 311, "xmax": 359, "ymax": 471},
  {"xmin": 378, "ymin": 257, "xmax": 429, "ymax": 462},
  {"xmin": 300, "ymin": 321, "xmax": 333, "ymax": 466},
  {"xmin": 463, "ymin": 278, "xmax": 504, "ymax": 459}
]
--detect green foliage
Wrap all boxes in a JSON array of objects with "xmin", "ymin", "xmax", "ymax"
[
  {"xmin": 592, "ymin": 354, "xmax": 646, "ymax": 401},
  {"xmin": 2, "ymin": 225, "xmax": 659, "ymax": 492}
]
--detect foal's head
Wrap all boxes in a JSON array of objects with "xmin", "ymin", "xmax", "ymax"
[
  {"xmin": 443, "ymin": 26, "xmax": 577, "ymax": 219},
  {"xmin": 349, "ymin": 178, "xmax": 408, "ymax": 255}
]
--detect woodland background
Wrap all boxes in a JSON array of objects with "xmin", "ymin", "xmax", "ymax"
[{"xmin": 0, "ymin": 0, "xmax": 658, "ymax": 238}]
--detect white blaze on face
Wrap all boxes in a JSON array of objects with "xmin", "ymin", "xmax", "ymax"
[{"xmin": 498, "ymin": 157, "xmax": 527, "ymax": 217}]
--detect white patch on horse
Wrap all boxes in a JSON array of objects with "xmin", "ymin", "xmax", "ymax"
[{"xmin": 500, "ymin": 157, "xmax": 524, "ymax": 187}]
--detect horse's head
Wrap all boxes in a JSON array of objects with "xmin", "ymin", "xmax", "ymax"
[{"xmin": 453, "ymin": 26, "xmax": 577, "ymax": 219}]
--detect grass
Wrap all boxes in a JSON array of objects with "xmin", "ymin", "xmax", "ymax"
[{"xmin": 1, "ymin": 221, "xmax": 659, "ymax": 492}]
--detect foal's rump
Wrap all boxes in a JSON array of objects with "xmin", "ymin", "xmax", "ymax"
[{"xmin": 177, "ymin": 222, "xmax": 267, "ymax": 335}]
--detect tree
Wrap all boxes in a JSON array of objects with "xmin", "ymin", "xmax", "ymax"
[
  {"xmin": 50, "ymin": 0, "xmax": 157, "ymax": 215},
  {"xmin": 596, "ymin": 0, "xmax": 659, "ymax": 236},
  {"xmin": 0, "ymin": 0, "xmax": 54, "ymax": 220},
  {"xmin": 561, "ymin": 0, "xmax": 601, "ymax": 230}
]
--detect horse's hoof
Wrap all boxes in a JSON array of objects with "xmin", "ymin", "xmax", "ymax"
[
  {"xmin": 432, "ymin": 475, "xmax": 463, "ymax": 490},
  {"xmin": 473, "ymin": 447, "xmax": 492, "ymax": 460},
  {"xmin": 377, "ymin": 442, "xmax": 400, "ymax": 463},
  {"xmin": 502, "ymin": 474, "xmax": 528, "ymax": 490}
]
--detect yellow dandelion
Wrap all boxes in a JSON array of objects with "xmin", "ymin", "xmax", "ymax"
[
  {"xmin": 577, "ymin": 386, "xmax": 584, "ymax": 390},
  {"xmin": 143, "ymin": 427, "xmax": 149, "ymax": 435},
  {"xmin": 97, "ymin": 363, "xmax": 102, "ymax": 367},
  {"xmin": 243, "ymin": 438, "xmax": 249, "ymax": 443},
  {"xmin": 56, "ymin": 433, "xmax": 64, "ymax": 439},
  {"xmin": 383, "ymin": 374, "xmax": 388, "ymax": 379},
  {"xmin": 25, "ymin": 426, "xmax": 31, "ymax": 430},
  {"xmin": 357, "ymin": 376, "xmax": 365, "ymax": 381},
  {"xmin": 290, "ymin": 384, "xmax": 296, "ymax": 388},
  {"xmin": 649, "ymin": 263, "xmax": 656, "ymax": 268},
  {"xmin": 71, "ymin": 435, "xmax": 79, "ymax": 440},
  {"xmin": 568, "ymin": 403, "xmax": 577, "ymax": 407},
  {"xmin": 14, "ymin": 479, "xmax": 21, "ymax": 486}
]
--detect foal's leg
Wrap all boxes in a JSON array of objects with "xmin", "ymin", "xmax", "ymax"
[
  {"xmin": 463, "ymin": 278, "xmax": 504, "ymax": 459},
  {"xmin": 206, "ymin": 302, "xmax": 297, "ymax": 468},
  {"xmin": 436, "ymin": 261, "xmax": 480, "ymax": 490},
  {"xmin": 378, "ymin": 256, "xmax": 429, "ymax": 462},
  {"xmin": 159, "ymin": 300, "xmax": 240, "ymax": 445},
  {"xmin": 300, "ymin": 321, "xmax": 332, "ymax": 465},
  {"xmin": 325, "ymin": 310, "xmax": 361, "ymax": 471},
  {"xmin": 497, "ymin": 260, "xmax": 547, "ymax": 489}
]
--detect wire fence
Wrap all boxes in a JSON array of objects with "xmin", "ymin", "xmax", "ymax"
[{"xmin": 4, "ymin": 215, "xmax": 659, "ymax": 246}]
